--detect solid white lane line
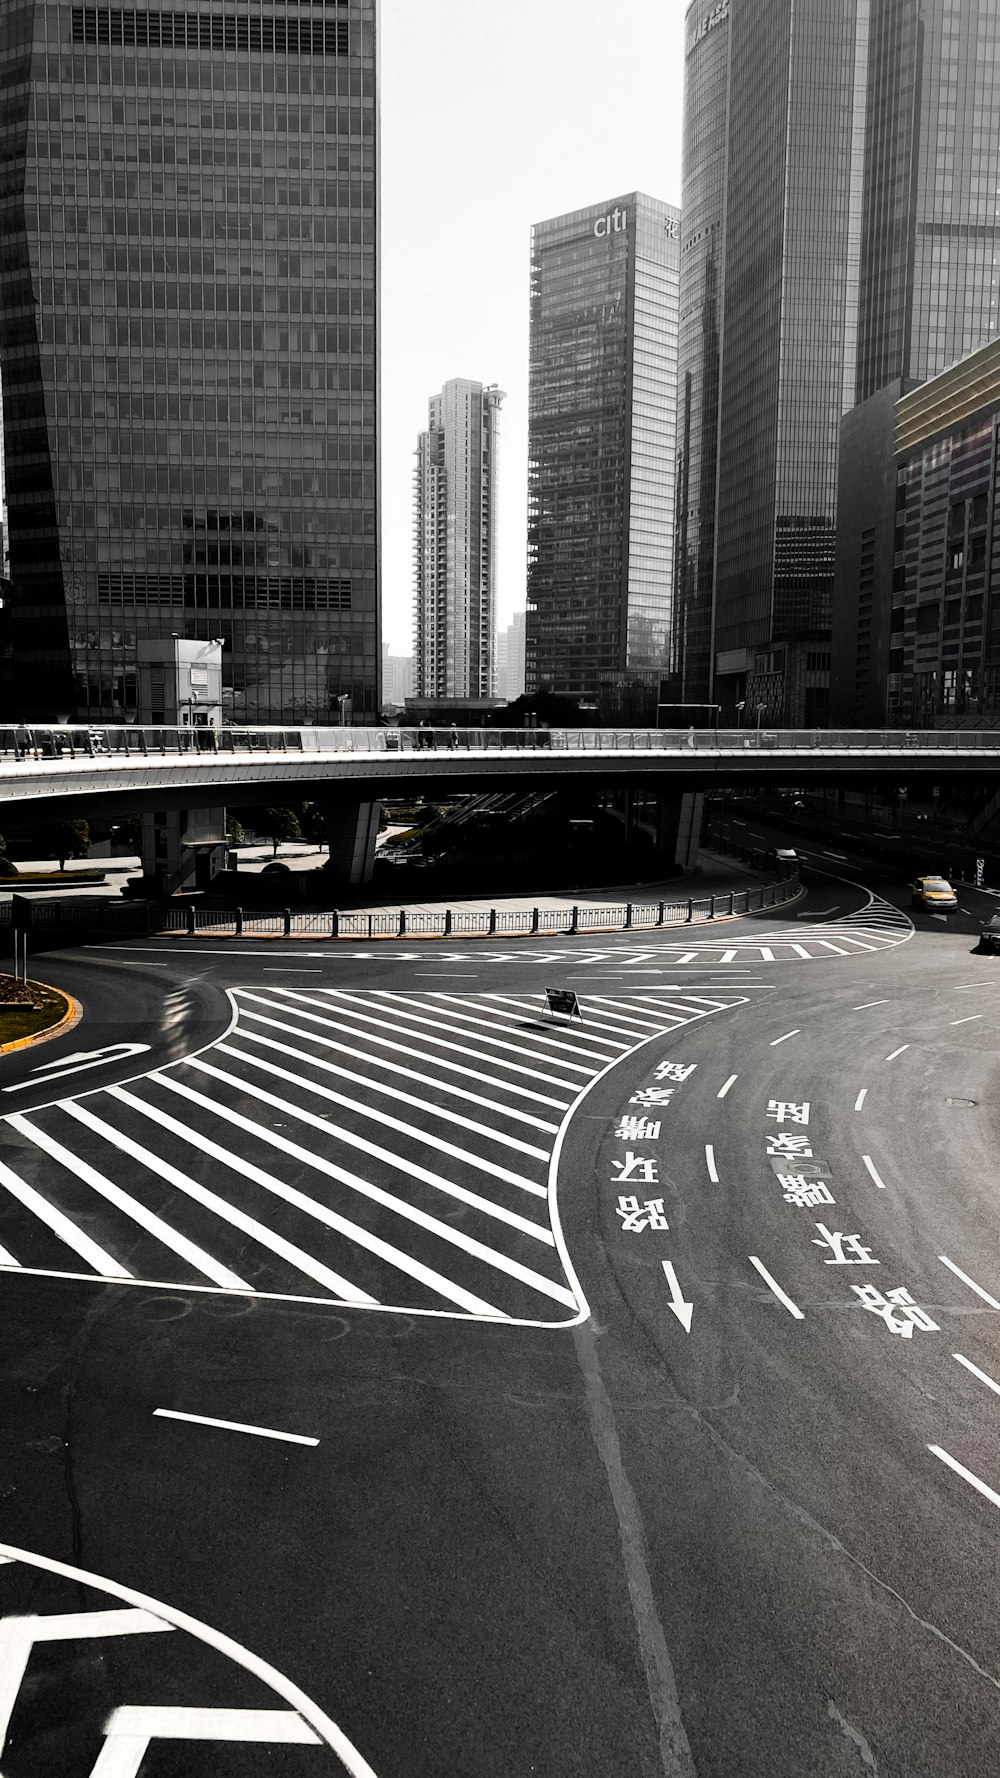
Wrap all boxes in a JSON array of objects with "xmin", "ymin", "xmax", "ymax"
[
  {"xmin": 748, "ymin": 1256, "xmax": 805, "ymax": 1319},
  {"xmin": 155, "ymin": 1070, "xmax": 577, "ymax": 1310},
  {"xmin": 927, "ymin": 1445, "xmax": 1000, "ymax": 1513},
  {"xmin": 62, "ymin": 1098, "xmax": 380, "ymax": 1307},
  {"xmin": 770, "ymin": 1029, "xmax": 801, "ymax": 1047},
  {"xmin": 939, "ymin": 1254, "xmax": 1000, "ymax": 1311},
  {"xmin": 953, "ymin": 1353, "xmax": 1000, "ymax": 1398},
  {"xmin": 6, "ymin": 1116, "xmax": 249, "ymax": 1291},
  {"xmin": 950, "ymin": 1015, "xmax": 984, "ymax": 1026},
  {"xmin": 0, "ymin": 1155, "xmax": 130, "ymax": 1278},
  {"xmin": 854, "ymin": 1000, "xmax": 889, "ymax": 1011},
  {"xmin": 264, "ymin": 993, "xmax": 571, "ymax": 1109},
  {"xmin": 154, "ymin": 1409, "xmax": 318, "ymax": 1447},
  {"xmin": 230, "ymin": 1032, "xmax": 547, "ymax": 1183},
  {"xmin": 705, "ymin": 1145, "xmax": 719, "ymax": 1183},
  {"xmin": 368, "ymin": 992, "xmax": 596, "ymax": 1074},
  {"xmin": 263, "ymin": 969, "xmax": 322, "ymax": 974},
  {"xmin": 212, "ymin": 1043, "xmax": 552, "ymax": 1232},
  {"xmin": 861, "ymin": 1154, "xmax": 887, "ymax": 1190},
  {"xmin": 234, "ymin": 1023, "xmax": 549, "ymax": 1159},
  {"xmin": 237, "ymin": 1001, "xmax": 559, "ymax": 1134},
  {"xmin": 318, "ymin": 992, "xmax": 583, "ymax": 1092},
  {"xmin": 822, "ymin": 851, "xmax": 848, "ymax": 860},
  {"xmin": 884, "ymin": 1045, "xmax": 909, "ymax": 1062},
  {"xmin": 854, "ymin": 1088, "xmax": 868, "ymax": 1112},
  {"xmin": 717, "ymin": 1075, "xmax": 738, "ymax": 1100}
]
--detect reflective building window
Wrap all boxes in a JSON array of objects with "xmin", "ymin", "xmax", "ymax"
[{"xmin": 0, "ymin": 0, "xmax": 379, "ymax": 723}]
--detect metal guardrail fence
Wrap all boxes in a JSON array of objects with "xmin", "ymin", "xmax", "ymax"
[
  {"xmin": 0, "ymin": 873, "xmax": 801, "ymax": 943},
  {"xmin": 2, "ymin": 721, "xmax": 1000, "ymax": 763}
]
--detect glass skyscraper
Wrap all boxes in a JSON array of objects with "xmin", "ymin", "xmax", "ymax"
[
  {"xmin": 525, "ymin": 192, "xmax": 680, "ymax": 703},
  {"xmin": 675, "ymin": 0, "xmax": 1000, "ymax": 727},
  {"xmin": 0, "ymin": 0, "xmax": 379, "ymax": 724}
]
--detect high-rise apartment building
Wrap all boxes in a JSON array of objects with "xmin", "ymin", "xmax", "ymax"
[
  {"xmin": 525, "ymin": 193, "xmax": 681, "ymax": 703},
  {"xmin": 412, "ymin": 378, "xmax": 503, "ymax": 700},
  {"xmin": 495, "ymin": 609, "xmax": 525, "ymax": 703},
  {"xmin": 0, "ymin": 0, "xmax": 379, "ymax": 724},
  {"xmin": 675, "ymin": 0, "xmax": 1000, "ymax": 727}
]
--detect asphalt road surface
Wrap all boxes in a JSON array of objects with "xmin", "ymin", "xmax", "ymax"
[{"xmin": 1, "ymin": 852, "xmax": 1000, "ymax": 1774}]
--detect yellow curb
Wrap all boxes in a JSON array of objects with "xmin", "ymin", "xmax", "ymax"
[{"xmin": 0, "ymin": 986, "xmax": 83, "ymax": 1055}]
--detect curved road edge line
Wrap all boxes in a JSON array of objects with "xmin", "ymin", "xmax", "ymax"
[
  {"xmin": 0, "ymin": 990, "xmax": 82, "ymax": 1056},
  {"xmin": 0, "ymin": 1541, "xmax": 380, "ymax": 1776},
  {"xmin": 545, "ymin": 998, "xmax": 751, "ymax": 1330}
]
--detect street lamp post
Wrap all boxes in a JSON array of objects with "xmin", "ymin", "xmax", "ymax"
[{"xmin": 756, "ymin": 703, "xmax": 766, "ymax": 732}]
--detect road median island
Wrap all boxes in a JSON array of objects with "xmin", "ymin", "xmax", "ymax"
[{"xmin": 0, "ymin": 976, "xmax": 81, "ymax": 1052}]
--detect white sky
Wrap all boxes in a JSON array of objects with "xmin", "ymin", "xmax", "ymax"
[{"xmin": 379, "ymin": 0, "xmax": 688, "ymax": 654}]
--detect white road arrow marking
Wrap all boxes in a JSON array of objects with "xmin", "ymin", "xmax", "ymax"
[
  {"xmin": 661, "ymin": 1261, "xmax": 694, "ymax": 1333},
  {"xmin": 2, "ymin": 1043, "xmax": 150, "ymax": 1092}
]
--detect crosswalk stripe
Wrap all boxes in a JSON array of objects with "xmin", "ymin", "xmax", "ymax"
[
  {"xmin": 232, "ymin": 1016, "xmax": 550, "ymax": 1158},
  {"xmin": 60, "ymin": 1099, "xmax": 379, "ymax": 1306},
  {"xmin": 182, "ymin": 1058, "xmax": 575, "ymax": 1305},
  {"xmin": 214, "ymin": 1041, "xmax": 552, "ymax": 1231},
  {"xmin": 107, "ymin": 1083, "xmax": 506, "ymax": 1318},
  {"xmin": 236, "ymin": 996, "xmax": 560, "ymax": 1133},
  {"xmin": 248, "ymin": 992, "xmax": 571, "ymax": 1110},
  {"xmin": 312, "ymin": 991, "xmax": 584, "ymax": 1093},
  {"xmin": 365, "ymin": 992, "xmax": 597, "ymax": 1075},
  {"xmin": 481, "ymin": 994, "xmax": 634, "ymax": 1045},
  {"xmin": 6, "ymin": 1115, "xmax": 250, "ymax": 1291},
  {"xmin": 420, "ymin": 994, "xmax": 620, "ymax": 1063},
  {"xmin": 0, "ymin": 1154, "xmax": 131, "ymax": 1278},
  {"xmin": 228, "ymin": 1030, "xmax": 548, "ymax": 1189},
  {"xmin": 580, "ymin": 997, "xmax": 683, "ymax": 1033}
]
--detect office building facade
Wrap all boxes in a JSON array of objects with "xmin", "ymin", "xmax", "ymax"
[
  {"xmin": 833, "ymin": 338, "xmax": 1000, "ymax": 728},
  {"xmin": 0, "ymin": 0, "xmax": 379, "ymax": 724},
  {"xmin": 412, "ymin": 378, "xmax": 503, "ymax": 700},
  {"xmin": 495, "ymin": 610, "xmax": 525, "ymax": 703},
  {"xmin": 676, "ymin": 0, "xmax": 1000, "ymax": 727},
  {"xmin": 525, "ymin": 192, "xmax": 681, "ymax": 703}
]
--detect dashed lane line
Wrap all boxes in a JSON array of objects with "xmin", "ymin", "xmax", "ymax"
[
  {"xmin": 885, "ymin": 1045, "xmax": 909, "ymax": 1062},
  {"xmin": 854, "ymin": 1089, "xmax": 868, "ymax": 1112},
  {"xmin": 939, "ymin": 1255, "xmax": 1000, "ymax": 1312},
  {"xmin": 952, "ymin": 1353, "xmax": 1000, "ymax": 1399},
  {"xmin": 153, "ymin": 1409, "xmax": 319, "ymax": 1447},
  {"xmin": 748, "ymin": 1256, "xmax": 805, "ymax": 1320},
  {"xmin": 854, "ymin": 1000, "xmax": 889, "ymax": 1011},
  {"xmin": 705, "ymin": 1145, "xmax": 720, "ymax": 1183},
  {"xmin": 928, "ymin": 1446, "xmax": 1000, "ymax": 1514},
  {"xmin": 770, "ymin": 1029, "xmax": 801, "ymax": 1046},
  {"xmin": 950, "ymin": 1015, "xmax": 984, "ymax": 1027},
  {"xmin": 717, "ymin": 1075, "xmax": 738, "ymax": 1100},
  {"xmin": 861, "ymin": 1155, "xmax": 887, "ymax": 1191}
]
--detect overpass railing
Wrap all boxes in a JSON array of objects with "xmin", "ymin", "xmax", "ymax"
[
  {"xmin": 0, "ymin": 873, "xmax": 802, "ymax": 944},
  {"xmin": 2, "ymin": 723, "xmax": 1000, "ymax": 762}
]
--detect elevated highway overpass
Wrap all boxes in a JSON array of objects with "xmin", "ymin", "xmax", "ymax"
[{"xmin": 2, "ymin": 721, "xmax": 998, "ymax": 885}]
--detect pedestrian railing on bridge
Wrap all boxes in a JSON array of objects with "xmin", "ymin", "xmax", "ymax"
[{"xmin": 2, "ymin": 722, "xmax": 1000, "ymax": 763}]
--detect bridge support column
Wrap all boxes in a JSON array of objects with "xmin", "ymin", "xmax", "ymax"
[
  {"xmin": 322, "ymin": 797, "xmax": 383, "ymax": 886},
  {"xmin": 654, "ymin": 792, "xmax": 703, "ymax": 873},
  {"xmin": 140, "ymin": 806, "xmax": 227, "ymax": 897}
]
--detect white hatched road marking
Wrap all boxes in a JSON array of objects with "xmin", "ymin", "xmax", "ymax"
[{"xmin": 0, "ymin": 988, "xmax": 748, "ymax": 1324}]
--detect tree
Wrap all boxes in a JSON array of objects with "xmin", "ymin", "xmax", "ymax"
[
  {"xmin": 0, "ymin": 834, "xmax": 16, "ymax": 879},
  {"xmin": 226, "ymin": 815, "xmax": 246, "ymax": 846},
  {"xmin": 50, "ymin": 818, "xmax": 90, "ymax": 872},
  {"xmin": 297, "ymin": 801, "xmax": 327, "ymax": 850},
  {"xmin": 260, "ymin": 807, "xmax": 301, "ymax": 857}
]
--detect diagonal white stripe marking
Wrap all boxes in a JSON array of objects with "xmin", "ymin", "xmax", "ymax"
[
  {"xmin": 749, "ymin": 1255, "xmax": 805, "ymax": 1319},
  {"xmin": 573, "ymin": 997, "xmax": 682, "ymax": 1034},
  {"xmin": 424, "ymin": 994, "xmax": 617, "ymax": 1061},
  {"xmin": 939, "ymin": 1254, "xmax": 1000, "ymax": 1311},
  {"xmin": 953, "ymin": 1352, "xmax": 1000, "ymax": 1398},
  {"xmin": 6, "ymin": 1115, "xmax": 249, "ymax": 1291},
  {"xmin": 0, "ymin": 1154, "xmax": 130, "ymax": 1278},
  {"xmin": 109, "ymin": 1081, "xmax": 504, "ymax": 1317},
  {"xmin": 247, "ymin": 991, "xmax": 570, "ymax": 1109},
  {"xmin": 216, "ymin": 1041, "xmax": 552, "ymax": 1229},
  {"xmin": 367, "ymin": 993, "xmax": 597, "ymax": 1074},
  {"xmin": 60, "ymin": 1099, "xmax": 378, "ymax": 1306},
  {"xmin": 185, "ymin": 1057, "xmax": 574, "ymax": 1304},
  {"xmin": 237, "ymin": 997, "xmax": 558, "ymax": 1134},
  {"xmin": 227, "ymin": 1032, "xmax": 546, "ymax": 1192},
  {"xmin": 476, "ymin": 994, "xmax": 634, "ymax": 1045},
  {"xmin": 308, "ymin": 990, "xmax": 582, "ymax": 1090},
  {"xmin": 233, "ymin": 1018, "xmax": 549, "ymax": 1159},
  {"xmin": 153, "ymin": 1409, "xmax": 318, "ymax": 1446}
]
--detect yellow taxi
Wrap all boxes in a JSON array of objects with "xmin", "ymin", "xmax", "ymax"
[{"xmin": 910, "ymin": 874, "xmax": 958, "ymax": 912}]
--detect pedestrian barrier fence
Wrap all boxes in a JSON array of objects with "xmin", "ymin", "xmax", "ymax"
[{"xmin": 0, "ymin": 873, "xmax": 801, "ymax": 943}]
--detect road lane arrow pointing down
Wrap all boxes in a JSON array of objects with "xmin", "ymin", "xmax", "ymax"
[{"xmin": 662, "ymin": 1261, "xmax": 694, "ymax": 1333}]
